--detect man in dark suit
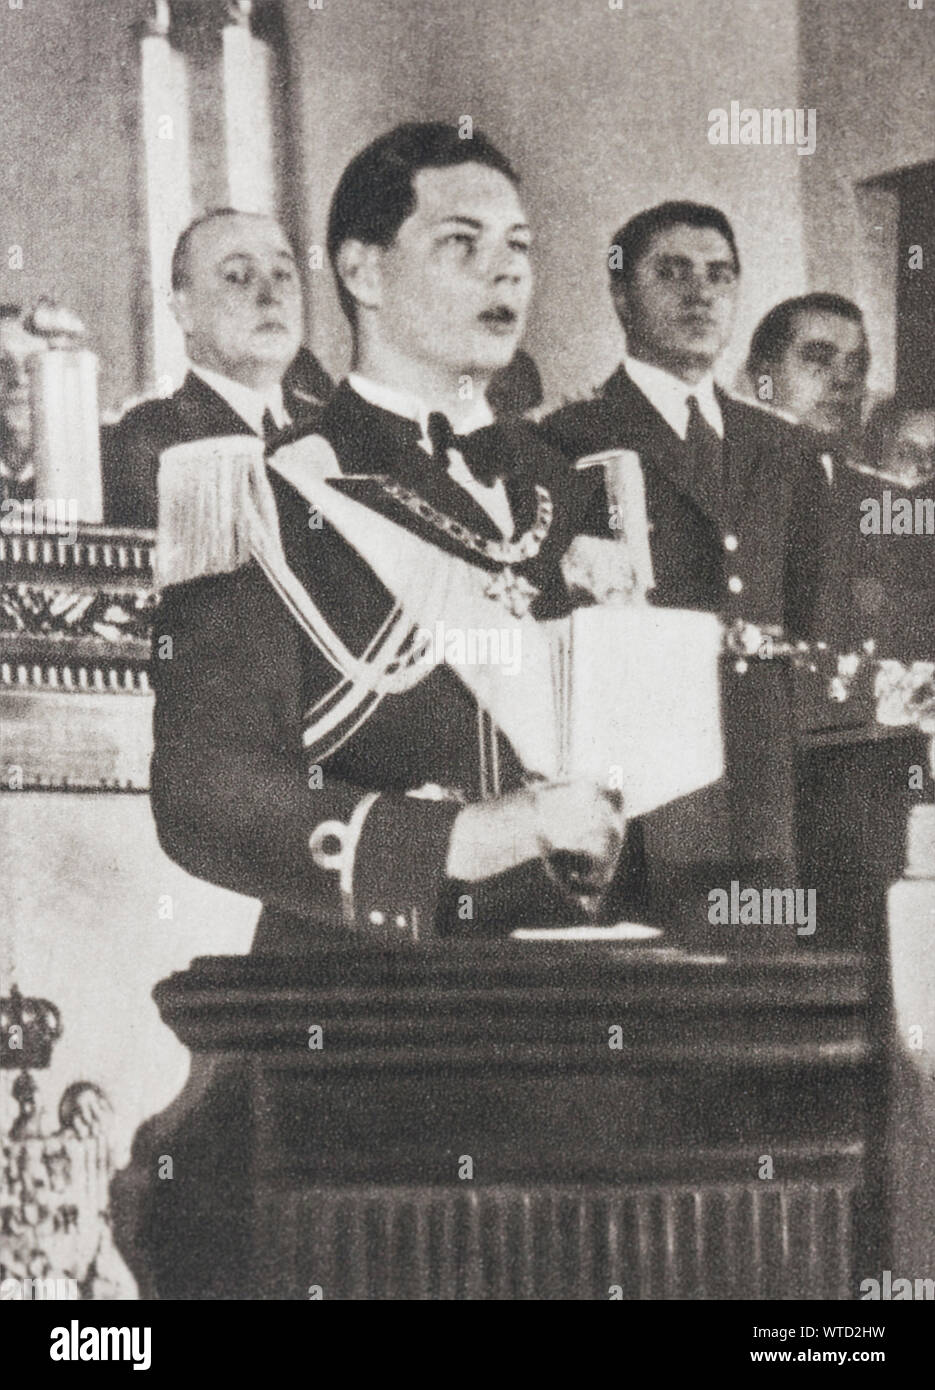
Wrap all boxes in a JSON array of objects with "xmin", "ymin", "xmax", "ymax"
[
  {"xmin": 101, "ymin": 208, "xmax": 331, "ymax": 527},
  {"xmin": 743, "ymin": 294, "xmax": 871, "ymax": 650},
  {"xmin": 149, "ymin": 123, "xmax": 628, "ymax": 955},
  {"xmin": 542, "ymin": 201, "xmax": 832, "ymax": 939},
  {"xmin": 745, "ymin": 293, "xmax": 869, "ymax": 485},
  {"xmin": 851, "ymin": 399, "xmax": 935, "ymax": 663}
]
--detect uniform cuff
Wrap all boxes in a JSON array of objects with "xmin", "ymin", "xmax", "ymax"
[{"xmin": 350, "ymin": 792, "xmax": 464, "ymax": 939}]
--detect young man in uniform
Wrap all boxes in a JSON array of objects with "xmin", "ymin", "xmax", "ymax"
[{"xmin": 150, "ymin": 123, "xmax": 629, "ymax": 950}]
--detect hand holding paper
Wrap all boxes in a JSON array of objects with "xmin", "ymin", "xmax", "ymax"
[{"xmin": 446, "ymin": 778, "xmax": 626, "ymax": 887}]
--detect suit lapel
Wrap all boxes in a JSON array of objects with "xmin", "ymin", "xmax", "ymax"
[
  {"xmin": 601, "ymin": 366, "xmax": 726, "ymax": 526},
  {"xmin": 717, "ymin": 390, "xmax": 770, "ymax": 521},
  {"xmin": 175, "ymin": 371, "xmax": 321, "ymax": 442},
  {"xmin": 175, "ymin": 372, "xmax": 257, "ymax": 440}
]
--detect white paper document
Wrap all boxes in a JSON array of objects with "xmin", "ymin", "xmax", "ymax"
[{"xmin": 543, "ymin": 604, "xmax": 725, "ymax": 818}]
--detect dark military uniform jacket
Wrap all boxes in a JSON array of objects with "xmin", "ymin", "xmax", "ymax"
[
  {"xmin": 835, "ymin": 462, "xmax": 935, "ymax": 664},
  {"xmin": 150, "ymin": 382, "xmax": 609, "ymax": 953},
  {"xmin": 100, "ymin": 368, "xmax": 326, "ymax": 529},
  {"xmin": 542, "ymin": 364, "xmax": 831, "ymax": 873}
]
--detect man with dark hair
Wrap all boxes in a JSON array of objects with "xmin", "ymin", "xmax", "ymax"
[
  {"xmin": 745, "ymin": 295, "xmax": 870, "ymax": 651},
  {"xmin": 542, "ymin": 200, "xmax": 832, "ymax": 936},
  {"xmin": 746, "ymin": 292, "xmax": 869, "ymax": 477},
  {"xmin": 149, "ymin": 122, "xmax": 630, "ymax": 961},
  {"xmin": 324, "ymin": 122, "xmax": 519, "ymax": 319},
  {"xmin": 139, "ymin": 123, "xmax": 644, "ymax": 1299},
  {"xmin": 101, "ymin": 209, "xmax": 330, "ymax": 528},
  {"xmin": 607, "ymin": 200, "xmax": 741, "ymax": 298}
]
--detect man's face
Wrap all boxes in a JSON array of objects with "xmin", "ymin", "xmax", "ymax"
[
  {"xmin": 173, "ymin": 214, "xmax": 303, "ymax": 387},
  {"xmin": 368, "ymin": 162, "xmax": 533, "ymax": 378},
  {"xmin": 768, "ymin": 309, "xmax": 869, "ymax": 439},
  {"xmin": 0, "ymin": 317, "xmax": 46, "ymax": 450},
  {"xmin": 614, "ymin": 224, "xmax": 739, "ymax": 378},
  {"xmin": 880, "ymin": 409, "xmax": 935, "ymax": 485}
]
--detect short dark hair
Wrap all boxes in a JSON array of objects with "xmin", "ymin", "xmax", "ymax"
[
  {"xmin": 746, "ymin": 293, "xmax": 866, "ymax": 377},
  {"xmin": 170, "ymin": 208, "xmax": 289, "ymax": 292},
  {"xmin": 608, "ymin": 200, "xmax": 740, "ymax": 289},
  {"xmin": 326, "ymin": 122, "xmax": 519, "ymax": 324}
]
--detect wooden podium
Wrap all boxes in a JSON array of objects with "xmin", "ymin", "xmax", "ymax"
[{"xmin": 122, "ymin": 943, "xmax": 886, "ymax": 1301}]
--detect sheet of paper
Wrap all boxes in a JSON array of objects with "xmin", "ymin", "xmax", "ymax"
[
  {"xmin": 544, "ymin": 604, "xmax": 725, "ymax": 817},
  {"xmin": 511, "ymin": 923, "xmax": 663, "ymax": 941}
]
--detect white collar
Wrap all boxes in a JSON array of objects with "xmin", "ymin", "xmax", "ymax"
[
  {"xmin": 189, "ymin": 362, "xmax": 288, "ymax": 437},
  {"xmin": 623, "ymin": 354, "xmax": 723, "ymax": 440},
  {"xmin": 348, "ymin": 373, "xmax": 494, "ymax": 450}
]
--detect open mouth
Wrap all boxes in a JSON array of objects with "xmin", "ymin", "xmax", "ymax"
[{"xmin": 478, "ymin": 306, "xmax": 518, "ymax": 333}]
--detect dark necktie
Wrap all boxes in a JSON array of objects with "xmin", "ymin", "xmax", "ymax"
[
  {"xmin": 685, "ymin": 396, "xmax": 723, "ymax": 481},
  {"xmin": 261, "ymin": 407, "xmax": 280, "ymax": 448},
  {"xmin": 426, "ymin": 411, "xmax": 505, "ymax": 486},
  {"xmin": 684, "ymin": 395, "xmax": 725, "ymax": 517}
]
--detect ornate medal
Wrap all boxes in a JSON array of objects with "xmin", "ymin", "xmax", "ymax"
[{"xmin": 483, "ymin": 566, "xmax": 540, "ymax": 618}]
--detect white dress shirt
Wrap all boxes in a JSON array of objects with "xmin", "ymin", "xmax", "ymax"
[
  {"xmin": 623, "ymin": 353, "xmax": 724, "ymax": 440},
  {"xmin": 190, "ymin": 362, "xmax": 290, "ymax": 437},
  {"xmin": 347, "ymin": 373, "xmax": 514, "ymax": 538}
]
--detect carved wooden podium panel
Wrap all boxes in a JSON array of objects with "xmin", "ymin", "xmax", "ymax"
[{"xmin": 137, "ymin": 944, "xmax": 885, "ymax": 1300}]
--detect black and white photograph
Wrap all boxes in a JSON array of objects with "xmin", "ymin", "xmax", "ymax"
[{"xmin": 1, "ymin": 0, "xmax": 933, "ymax": 1353}]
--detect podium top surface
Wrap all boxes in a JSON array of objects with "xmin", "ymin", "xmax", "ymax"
[
  {"xmin": 171, "ymin": 941, "xmax": 867, "ymax": 993},
  {"xmin": 153, "ymin": 944, "xmax": 872, "ymax": 1066}
]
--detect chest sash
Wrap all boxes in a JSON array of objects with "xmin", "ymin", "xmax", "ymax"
[{"xmin": 155, "ymin": 432, "xmax": 724, "ymax": 814}]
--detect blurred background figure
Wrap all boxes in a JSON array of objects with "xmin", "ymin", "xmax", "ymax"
[
  {"xmin": 863, "ymin": 399, "xmax": 935, "ymax": 488},
  {"xmin": 746, "ymin": 292, "xmax": 869, "ymax": 483},
  {"xmin": 0, "ymin": 304, "xmax": 47, "ymax": 505},
  {"xmin": 746, "ymin": 293, "xmax": 871, "ymax": 652},
  {"xmin": 850, "ymin": 399, "xmax": 935, "ymax": 663}
]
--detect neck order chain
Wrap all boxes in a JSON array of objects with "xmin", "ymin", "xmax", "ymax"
[{"xmin": 377, "ymin": 477, "xmax": 554, "ymax": 566}]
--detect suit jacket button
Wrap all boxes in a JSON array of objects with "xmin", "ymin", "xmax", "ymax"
[
  {"xmin": 368, "ymin": 910, "xmax": 386, "ymax": 927},
  {"xmin": 393, "ymin": 913, "xmax": 408, "ymax": 930},
  {"xmin": 727, "ymin": 575, "xmax": 743, "ymax": 594},
  {"xmin": 723, "ymin": 533, "xmax": 739, "ymax": 552}
]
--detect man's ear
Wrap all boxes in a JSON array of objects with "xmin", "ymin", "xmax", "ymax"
[
  {"xmin": 171, "ymin": 289, "xmax": 193, "ymax": 336},
  {"xmin": 335, "ymin": 240, "xmax": 383, "ymax": 313},
  {"xmin": 610, "ymin": 284, "xmax": 630, "ymax": 333}
]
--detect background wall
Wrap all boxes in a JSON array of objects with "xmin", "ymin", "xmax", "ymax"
[
  {"xmin": 0, "ymin": 0, "xmax": 144, "ymax": 412},
  {"xmin": 798, "ymin": 0, "xmax": 935, "ymax": 401}
]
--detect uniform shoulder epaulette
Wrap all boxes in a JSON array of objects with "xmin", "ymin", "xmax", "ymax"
[{"xmin": 154, "ymin": 431, "xmax": 341, "ymax": 589}]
